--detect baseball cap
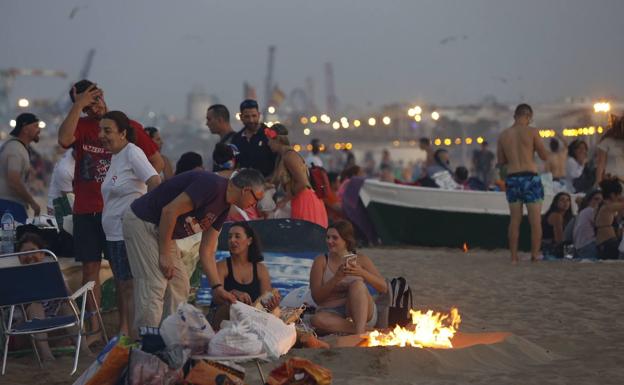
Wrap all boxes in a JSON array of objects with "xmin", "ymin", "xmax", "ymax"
[{"xmin": 10, "ymin": 113, "xmax": 40, "ymax": 136}]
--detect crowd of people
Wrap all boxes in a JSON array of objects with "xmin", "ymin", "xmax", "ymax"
[{"xmin": 1, "ymin": 79, "xmax": 623, "ymax": 355}]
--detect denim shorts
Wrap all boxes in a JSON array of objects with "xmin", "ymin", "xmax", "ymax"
[{"xmin": 105, "ymin": 240, "xmax": 133, "ymax": 281}]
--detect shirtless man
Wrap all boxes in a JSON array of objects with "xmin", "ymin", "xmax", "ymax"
[
  {"xmin": 497, "ymin": 104, "xmax": 548, "ymax": 263},
  {"xmin": 544, "ymin": 132, "xmax": 568, "ymax": 191}
]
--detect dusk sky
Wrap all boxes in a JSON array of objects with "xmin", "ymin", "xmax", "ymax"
[{"xmin": 2, "ymin": 0, "xmax": 623, "ymax": 117}]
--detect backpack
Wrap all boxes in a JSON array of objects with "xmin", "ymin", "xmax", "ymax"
[
  {"xmin": 308, "ymin": 164, "xmax": 331, "ymax": 200},
  {"xmin": 387, "ymin": 277, "xmax": 413, "ymax": 327}
]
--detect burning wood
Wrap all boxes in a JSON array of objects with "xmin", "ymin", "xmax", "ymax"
[
  {"xmin": 462, "ymin": 243, "xmax": 469, "ymax": 252},
  {"xmin": 365, "ymin": 308, "xmax": 461, "ymax": 349}
]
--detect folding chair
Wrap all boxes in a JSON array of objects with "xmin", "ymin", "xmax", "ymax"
[{"xmin": 0, "ymin": 249, "xmax": 108, "ymax": 375}]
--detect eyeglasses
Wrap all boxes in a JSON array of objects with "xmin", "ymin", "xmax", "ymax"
[{"xmin": 247, "ymin": 188, "xmax": 262, "ymax": 203}]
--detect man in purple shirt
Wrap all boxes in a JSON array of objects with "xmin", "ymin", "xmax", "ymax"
[{"xmin": 123, "ymin": 168, "xmax": 265, "ymax": 333}]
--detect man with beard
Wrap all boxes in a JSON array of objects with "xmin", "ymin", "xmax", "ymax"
[
  {"xmin": 58, "ymin": 80, "xmax": 163, "ymax": 342},
  {"xmin": 0, "ymin": 113, "xmax": 42, "ymax": 223},
  {"xmin": 231, "ymin": 99, "xmax": 276, "ymax": 177},
  {"xmin": 205, "ymin": 104, "xmax": 236, "ymax": 172}
]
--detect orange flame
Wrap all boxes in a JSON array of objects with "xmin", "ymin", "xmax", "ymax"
[
  {"xmin": 462, "ymin": 243, "xmax": 469, "ymax": 252},
  {"xmin": 365, "ymin": 308, "xmax": 461, "ymax": 349}
]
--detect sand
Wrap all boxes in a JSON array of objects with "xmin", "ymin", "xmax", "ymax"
[{"xmin": 3, "ymin": 247, "xmax": 624, "ymax": 384}]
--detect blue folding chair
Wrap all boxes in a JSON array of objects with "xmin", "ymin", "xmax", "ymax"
[{"xmin": 0, "ymin": 249, "xmax": 108, "ymax": 375}]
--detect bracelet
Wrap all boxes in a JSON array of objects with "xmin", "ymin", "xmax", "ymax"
[{"xmin": 211, "ymin": 284, "xmax": 223, "ymax": 290}]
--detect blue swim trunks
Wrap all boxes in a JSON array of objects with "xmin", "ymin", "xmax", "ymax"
[{"xmin": 505, "ymin": 172, "xmax": 544, "ymax": 204}]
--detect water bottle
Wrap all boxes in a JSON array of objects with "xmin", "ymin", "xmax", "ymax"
[{"xmin": 0, "ymin": 211, "xmax": 16, "ymax": 254}]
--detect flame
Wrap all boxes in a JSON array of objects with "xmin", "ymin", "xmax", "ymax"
[
  {"xmin": 366, "ymin": 308, "xmax": 461, "ymax": 349},
  {"xmin": 462, "ymin": 243, "xmax": 469, "ymax": 252}
]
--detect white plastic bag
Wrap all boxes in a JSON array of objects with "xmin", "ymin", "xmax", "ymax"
[
  {"xmin": 208, "ymin": 318, "xmax": 263, "ymax": 356},
  {"xmin": 159, "ymin": 303, "xmax": 215, "ymax": 354},
  {"xmin": 229, "ymin": 302, "xmax": 296, "ymax": 359},
  {"xmin": 280, "ymin": 285, "xmax": 317, "ymax": 308}
]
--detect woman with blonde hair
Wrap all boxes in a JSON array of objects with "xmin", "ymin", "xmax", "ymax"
[{"xmin": 265, "ymin": 124, "xmax": 328, "ymax": 228}]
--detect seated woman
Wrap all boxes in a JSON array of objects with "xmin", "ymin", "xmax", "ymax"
[
  {"xmin": 309, "ymin": 220, "xmax": 387, "ymax": 335},
  {"xmin": 210, "ymin": 221, "xmax": 279, "ymax": 328},
  {"xmin": 541, "ymin": 192, "xmax": 574, "ymax": 258},
  {"xmin": 572, "ymin": 190, "xmax": 603, "ymax": 259},
  {"xmin": 594, "ymin": 178, "xmax": 624, "ymax": 259}
]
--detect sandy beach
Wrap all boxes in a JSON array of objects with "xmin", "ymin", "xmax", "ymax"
[{"xmin": 4, "ymin": 246, "xmax": 624, "ymax": 385}]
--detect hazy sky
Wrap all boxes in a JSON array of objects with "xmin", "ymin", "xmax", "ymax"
[{"xmin": 2, "ymin": 0, "xmax": 623, "ymax": 117}]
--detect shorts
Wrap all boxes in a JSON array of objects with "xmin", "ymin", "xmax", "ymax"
[
  {"xmin": 105, "ymin": 240, "xmax": 133, "ymax": 281},
  {"xmin": 597, "ymin": 238, "xmax": 620, "ymax": 260},
  {"xmin": 319, "ymin": 302, "xmax": 378, "ymax": 328},
  {"xmin": 73, "ymin": 213, "xmax": 107, "ymax": 262},
  {"xmin": 505, "ymin": 172, "xmax": 544, "ymax": 204}
]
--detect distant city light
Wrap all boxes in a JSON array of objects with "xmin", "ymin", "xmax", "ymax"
[
  {"xmin": 465, "ymin": 137, "xmax": 473, "ymax": 144},
  {"xmin": 431, "ymin": 111, "xmax": 440, "ymax": 121},
  {"xmin": 300, "ymin": 117, "xmax": 309, "ymax": 125},
  {"xmin": 306, "ymin": 144, "xmax": 313, "ymax": 151},
  {"xmin": 476, "ymin": 137, "xmax": 484, "ymax": 144},
  {"xmin": 17, "ymin": 98, "xmax": 29, "ymax": 108},
  {"xmin": 266, "ymin": 121, "xmax": 274, "ymax": 127},
  {"xmin": 332, "ymin": 121, "xmax": 340, "ymax": 130},
  {"xmin": 455, "ymin": 138, "xmax": 461, "ymax": 145},
  {"xmin": 340, "ymin": 116, "xmax": 348, "ymax": 123},
  {"xmin": 320, "ymin": 114, "xmax": 330, "ymax": 123},
  {"xmin": 293, "ymin": 144, "xmax": 302, "ymax": 152},
  {"xmin": 598, "ymin": 126, "xmax": 604, "ymax": 134},
  {"xmin": 353, "ymin": 119, "xmax": 361, "ymax": 127},
  {"xmin": 303, "ymin": 128, "xmax": 311, "ymax": 136},
  {"xmin": 267, "ymin": 106, "xmax": 276, "ymax": 114},
  {"xmin": 414, "ymin": 106, "xmax": 422, "ymax": 115},
  {"xmin": 434, "ymin": 138, "xmax": 442, "ymax": 146},
  {"xmin": 382, "ymin": 116, "xmax": 391, "ymax": 125},
  {"xmin": 310, "ymin": 116, "xmax": 318, "ymax": 124},
  {"xmin": 334, "ymin": 143, "xmax": 341, "ymax": 150},
  {"xmin": 444, "ymin": 138, "xmax": 451, "ymax": 146},
  {"xmin": 407, "ymin": 108, "xmax": 416, "ymax": 117},
  {"xmin": 392, "ymin": 140, "xmax": 400, "ymax": 147},
  {"xmin": 148, "ymin": 111, "xmax": 156, "ymax": 119},
  {"xmin": 9, "ymin": 120, "xmax": 16, "ymax": 128},
  {"xmin": 368, "ymin": 117, "xmax": 376, "ymax": 126},
  {"xmin": 235, "ymin": 113, "xmax": 241, "ymax": 120},
  {"xmin": 341, "ymin": 120, "xmax": 349, "ymax": 129},
  {"xmin": 593, "ymin": 102, "xmax": 611, "ymax": 113},
  {"xmin": 38, "ymin": 121, "xmax": 46, "ymax": 129},
  {"xmin": 414, "ymin": 115, "xmax": 422, "ymax": 122},
  {"xmin": 345, "ymin": 142, "xmax": 353, "ymax": 150}
]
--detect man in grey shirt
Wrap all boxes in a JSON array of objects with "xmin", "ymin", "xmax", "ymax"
[{"xmin": 0, "ymin": 113, "xmax": 41, "ymax": 223}]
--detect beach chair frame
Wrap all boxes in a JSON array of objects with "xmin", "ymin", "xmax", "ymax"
[{"xmin": 0, "ymin": 249, "xmax": 108, "ymax": 375}]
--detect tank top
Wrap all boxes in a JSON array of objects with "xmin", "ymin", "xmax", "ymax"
[
  {"xmin": 223, "ymin": 257, "xmax": 261, "ymax": 302},
  {"xmin": 318, "ymin": 253, "xmax": 363, "ymax": 308}
]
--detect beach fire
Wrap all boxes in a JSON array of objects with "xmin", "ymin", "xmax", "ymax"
[
  {"xmin": 462, "ymin": 243, "xmax": 469, "ymax": 252},
  {"xmin": 365, "ymin": 308, "xmax": 461, "ymax": 348}
]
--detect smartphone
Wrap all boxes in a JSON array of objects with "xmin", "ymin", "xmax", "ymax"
[{"xmin": 343, "ymin": 253, "xmax": 357, "ymax": 266}]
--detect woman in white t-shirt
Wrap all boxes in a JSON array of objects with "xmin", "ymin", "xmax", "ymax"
[
  {"xmin": 596, "ymin": 117, "xmax": 624, "ymax": 185},
  {"xmin": 99, "ymin": 111, "xmax": 161, "ymax": 337}
]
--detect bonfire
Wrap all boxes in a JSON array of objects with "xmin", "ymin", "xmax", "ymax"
[{"xmin": 365, "ymin": 308, "xmax": 461, "ymax": 349}]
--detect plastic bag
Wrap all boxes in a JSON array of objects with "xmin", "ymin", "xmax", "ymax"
[
  {"xmin": 267, "ymin": 357, "xmax": 332, "ymax": 385},
  {"xmin": 159, "ymin": 302, "xmax": 215, "ymax": 354},
  {"xmin": 126, "ymin": 349, "xmax": 183, "ymax": 385},
  {"xmin": 229, "ymin": 302, "xmax": 296, "ymax": 359},
  {"xmin": 280, "ymin": 286, "xmax": 317, "ymax": 308},
  {"xmin": 208, "ymin": 318, "xmax": 263, "ymax": 356}
]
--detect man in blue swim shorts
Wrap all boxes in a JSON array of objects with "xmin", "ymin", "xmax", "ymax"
[{"xmin": 497, "ymin": 104, "xmax": 548, "ymax": 263}]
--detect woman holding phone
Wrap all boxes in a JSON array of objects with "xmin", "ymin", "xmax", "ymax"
[{"xmin": 309, "ymin": 220, "xmax": 387, "ymax": 335}]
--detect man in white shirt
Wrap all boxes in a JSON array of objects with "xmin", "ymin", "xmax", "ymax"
[
  {"xmin": 305, "ymin": 138, "xmax": 324, "ymax": 168},
  {"xmin": 47, "ymin": 149, "xmax": 75, "ymax": 216}
]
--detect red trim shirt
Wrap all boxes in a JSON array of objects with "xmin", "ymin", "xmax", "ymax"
[{"xmin": 71, "ymin": 117, "xmax": 158, "ymax": 214}]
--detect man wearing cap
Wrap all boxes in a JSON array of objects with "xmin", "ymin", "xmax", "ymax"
[
  {"xmin": 0, "ymin": 113, "xmax": 41, "ymax": 223},
  {"xmin": 231, "ymin": 99, "xmax": 276, "ymax": 177},
  {"xmin": 57, "ymin": 80, "xmax": 164, "ymax": 338}
]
